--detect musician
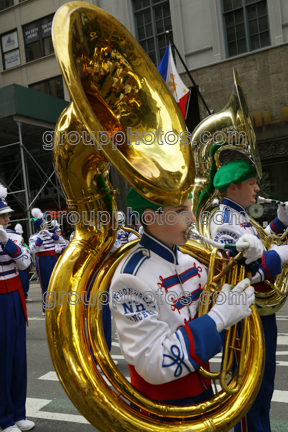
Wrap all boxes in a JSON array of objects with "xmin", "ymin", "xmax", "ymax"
[
  {"xmin": 210, "ymin": 160, "xmax": 288, "ymax": 432},
  {"xmin": 0, "ymin": 185, "xmax": 35, "ymax": 432},
  {"xmin": 29, "ymin": 208, "xmax": 62, "ymax": 315},
  {"xmin": 109, "ymin": 187, "xmax": 255, "ymax": 405}
]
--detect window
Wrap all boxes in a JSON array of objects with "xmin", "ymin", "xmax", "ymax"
[
  {"xmin": 1, "ymin": 30, "xmax": 21, "ymax": 70},
  {"xmin": 222, "ymin": 0, "xmax": 270, "ymax": 57},
  {"xmin": 0, "ymin": 0, "xmax": 14, "ymax": 11},
  {"xmin": 29, "ymin": 76, "xmax": 64, "ymax": 99},
  {"xmin": 133, "ymin": 0, "xmax": 172, "ymax": 66},
  {"xmin": 23, "ymin": 15, "xmax": 54, "ymax": 62}
]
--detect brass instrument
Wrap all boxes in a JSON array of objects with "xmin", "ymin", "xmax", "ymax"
[
  {"xmin": 47, "ymin": 2, "xmax": 264, "ymax": 431},
  {"xmin": 191, "ymin": 68, "xmax": 288, "ymax": 316},
  {"xmin": 257, "ymin": 196, "xmax": 287, "ymax": 207},
  {"xmin": 185, "ymin": 227, "xmax": 260, "ymax": 396}
]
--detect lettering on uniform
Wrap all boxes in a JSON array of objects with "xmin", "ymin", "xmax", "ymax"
[{"xmin": 214, "ymin": 231, "xmax": 239, "ymax": 243}]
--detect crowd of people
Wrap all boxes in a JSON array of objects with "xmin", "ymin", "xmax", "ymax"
[{"xmin": 1, "ymin": 159, "xmax": 288, "ymax": 432}]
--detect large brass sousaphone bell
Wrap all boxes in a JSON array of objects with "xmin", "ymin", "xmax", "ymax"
[{"xmin": 47, "ymin": 2, "xmax": 264, "ymax": 431}]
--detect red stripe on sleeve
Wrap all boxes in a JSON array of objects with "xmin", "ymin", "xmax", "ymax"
[
  {"xmin": 185, "ymin": 324, "xmax": 205, "ymax": 368},
  {"xmin": 10, "ymin": 244, "xmax": 21, "ymax": 257},
  {"xmin": 261, "ymin": 253, "xmax": 270, "ymax": 280},
  {"xmin": 270, "ymin": 221, "xmax": 279, "ymax": 234}
]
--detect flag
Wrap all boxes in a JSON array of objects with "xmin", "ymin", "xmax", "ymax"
[{"xmin": 158, "ymin": 44, "xmax": 190, "ymax": 119}]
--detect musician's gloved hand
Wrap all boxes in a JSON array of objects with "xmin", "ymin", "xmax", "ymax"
[
  {"xmin": 235, "ymin": 233, "xmax": 263, "ymax": 264},
  {"xmin": 41, "ymin": 229, "xmax": 53, "ymax": 238},
  {"xmin": 208, "ymin": 278, "xmax": 255, "ymax": 333},
  {"xmin": 0, "ymin": 225, "xmax": 8, "ymax": 245},
  {"xmin": 38, "ymin": 230, "xmax": 47, "ymax": 239},
  {"xmin": 277, "ymin": 202, "xmax": 288, "ymax": 226}
]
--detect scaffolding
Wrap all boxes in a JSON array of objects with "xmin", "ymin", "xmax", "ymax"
[{"xmin": 0, "ymin": 84, "xmax": 69, "ymax": 239}]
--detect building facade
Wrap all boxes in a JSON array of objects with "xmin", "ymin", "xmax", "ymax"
[{"xmin": 1, "ymin": 0, "xmax": 287, "ymax": 233}]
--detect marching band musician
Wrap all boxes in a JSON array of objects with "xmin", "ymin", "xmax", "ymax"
[
  {"xmin": 0, "ymin": 185, "xmax": 35, "ymax": 432},
  {"xmin": 109, "ymin": 187, "xmax": 256, "ymax": 406},
  {"xmin": 29, "ymin": 208, "xmax": 62, "ymax": 315},
  {"xmin": 210, "ymin": 160, "xmax": 288, "ymax": 432}
]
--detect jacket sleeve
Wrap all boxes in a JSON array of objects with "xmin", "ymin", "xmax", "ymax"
[
  {"xmin": 29, "ymin": 234, "xmax": 40, "ymax": 253},
  {"xmin": 3, "ymin": 239, "xmax": 31, "ymax": 270},
  {"xmin": 265, "ymin": 217, "xmax": 286, "ymax": 235},
  {"xmin": 110, "ymin": 273, "xmax": 222, "ymax": 385}
]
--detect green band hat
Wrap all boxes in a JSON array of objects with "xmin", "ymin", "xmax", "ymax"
[
  {"xmin": 126, "ymin": 187, "xmax": 192, "ymax": 217},
  {"xmin": 213, "ymin": 160, "xmax": 257, "ymax": 193}
]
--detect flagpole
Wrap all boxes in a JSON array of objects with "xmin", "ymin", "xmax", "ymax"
[{"xmin": 166, "ymin": 31, "xmax": 211, "ymax": 116}]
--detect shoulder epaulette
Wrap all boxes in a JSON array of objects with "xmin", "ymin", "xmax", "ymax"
[{"xmin": 121, "ymin": 248, "xmax": 150, "ymax": 276}]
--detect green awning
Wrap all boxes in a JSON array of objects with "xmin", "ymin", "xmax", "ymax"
[{"xmin": 0, "ymin": 84, "xmax": 69, "ymax": 124}]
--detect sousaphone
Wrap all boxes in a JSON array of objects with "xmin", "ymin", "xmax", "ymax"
[{"xmin": 47, "ymin": 2, "xmax": 264, "ymax": 431}]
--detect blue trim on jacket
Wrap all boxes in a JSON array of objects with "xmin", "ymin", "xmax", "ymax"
[{"xmin": 139, "ymin": 231, "xmax": 178, "ymax": 264}]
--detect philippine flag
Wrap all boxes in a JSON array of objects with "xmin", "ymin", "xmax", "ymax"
[{"xmin": 158, "ymin": 43, "xmax": 190, "ymax": 119}]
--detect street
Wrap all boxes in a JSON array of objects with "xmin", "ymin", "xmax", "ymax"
[{"xmin": 26, "ymin": 282, "xmax": 288, "ymax": 432}]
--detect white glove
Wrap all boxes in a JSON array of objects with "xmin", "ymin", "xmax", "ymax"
[
  {"xmin": 38, "ymin": 230, "xmax": 47, "ymax": 239},
  {"xmin": 270, "ymin": 244, "xmax": 288, "ymax": 265},
  {"xmin": 208, "ymin": 278, "xmax": 255, "ymax": 333},
  {"xmin": 41, "ymin": 229, "xmax": 53, "ymax": 238},
  {"xmin": 277, "ymin": 202, "xmax": 288, "ymax": 226},
  {"xmin": 0, "ymin": 225, "xmax": 8, "ymax": 245},
  {"xmin": 236, "ymin": 234, "xmax": 263, "ymax": 264}
]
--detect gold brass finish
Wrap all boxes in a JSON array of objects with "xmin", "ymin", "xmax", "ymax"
[
  {"xmin": 47, "ymin": 2, "xmax": 265, "ymax": 431},
  {"xmin": 198, "ymin": 249, "xmax": 255, "ymax": 396},
  {"xmin": 249, "ymin": 218, "xmax": 288, "ymax": 315},
  {"xmin": 51, "ymin": 1, "xmax": 194, "ymax": 207}
]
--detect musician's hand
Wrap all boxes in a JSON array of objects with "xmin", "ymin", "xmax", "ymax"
[
  {"xmin": 0, "ymin": 225, "xmax": 8, "ymax": 245},
  {"xmin": 277, "ymin": 202, "xmax": 288, "ymax": 226},
  {"xmin": 38, "ymin": 230, "xmax": 47, "ymax": 239},
  {"xmin": 41, "ymin": 229, "xmax": 53, "ymax": 238},
  {"xmin": 208, "ymin": 278, "xmax": 255, "ymax": 332},
  {"xmin": 236, "ymin": 233, "xmax": 263, "ymax": 264}
]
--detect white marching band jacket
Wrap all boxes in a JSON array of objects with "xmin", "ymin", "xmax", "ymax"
[{"xmin": 110, "ymin": 231, "xmax": 223, "ymax": 401}]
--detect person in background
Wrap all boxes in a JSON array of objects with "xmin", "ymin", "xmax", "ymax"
[
  {"xmin": 29, "ymin": 208, "xmax": 62, "ymax": 316},
  {"xmin": 0, "ymin": 184, "xmax": 35, "ymax": 432},
  {"xmin": 14, "ymin": 223, "xmax": 32, "ymax": 302}
]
